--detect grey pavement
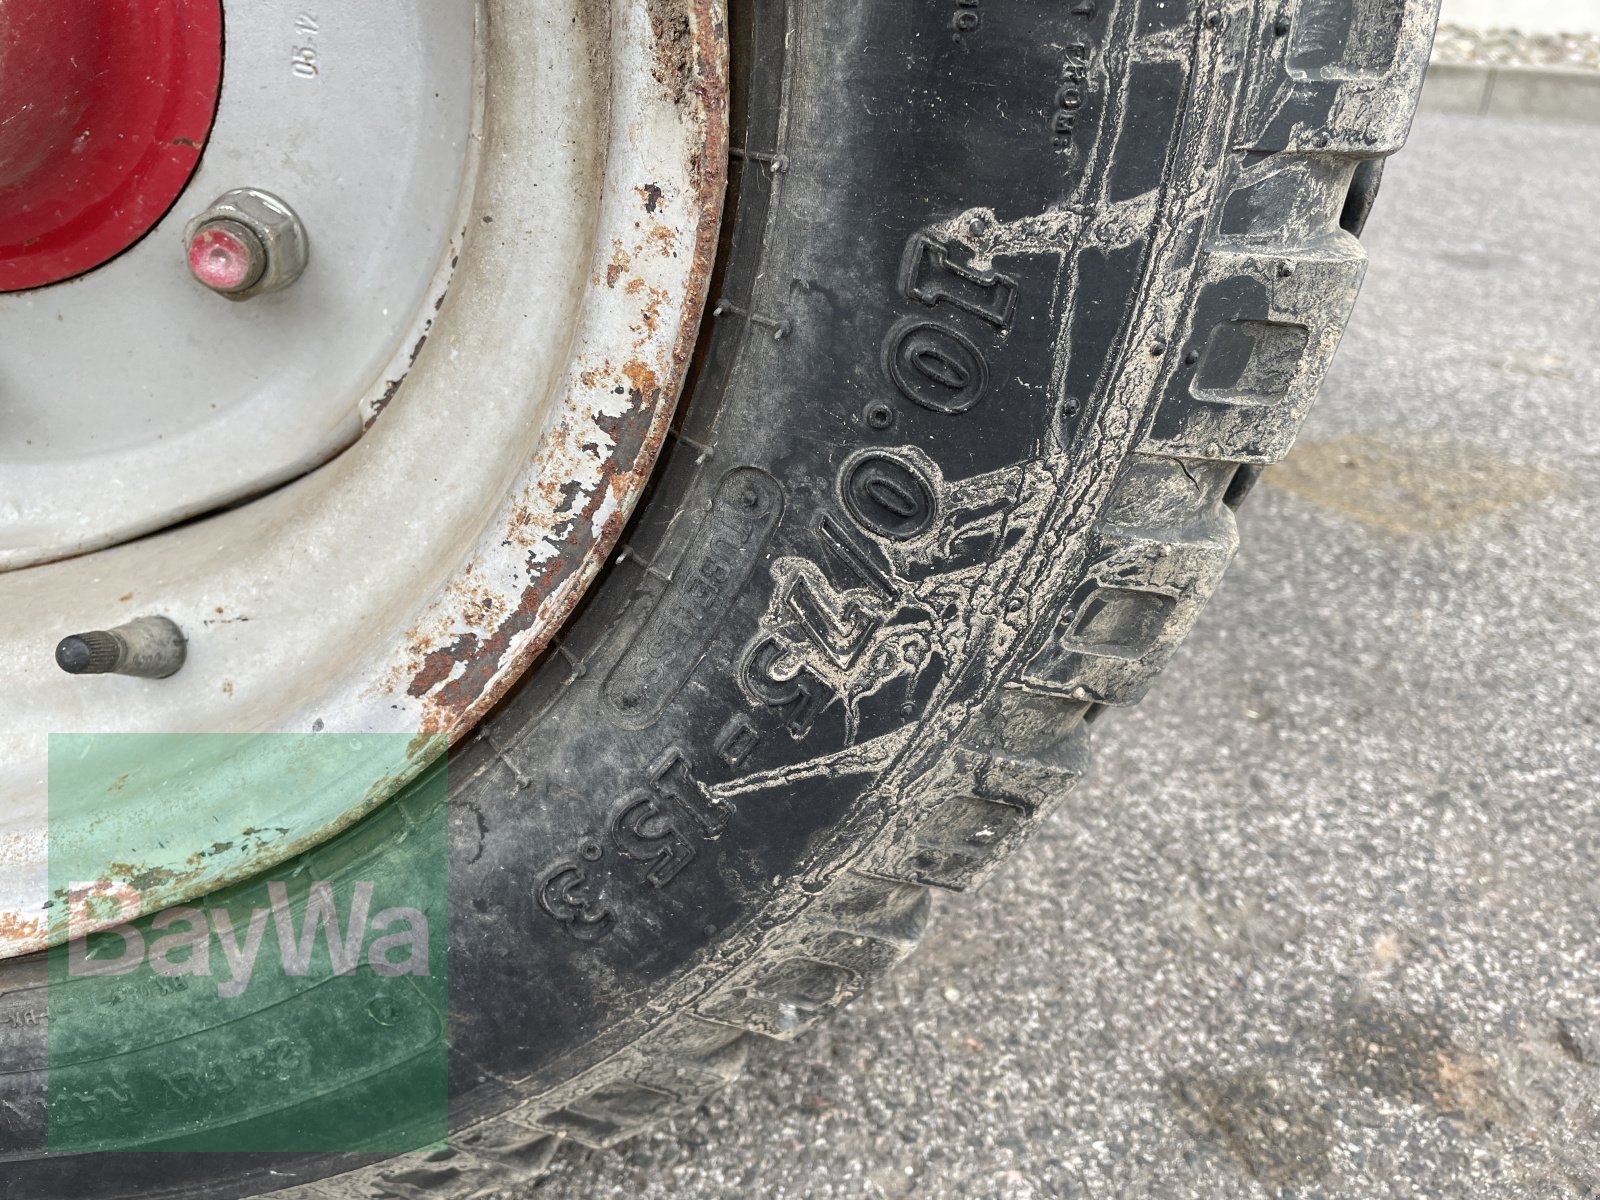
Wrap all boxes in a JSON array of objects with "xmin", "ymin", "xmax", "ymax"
[
  {"xmin": 1440, "ymin": 0, "xmax": 1600, "ymax": 38},
  {"xmin": 532, "ymin": 111, "xmax": 1600, "ymax": 1198}
]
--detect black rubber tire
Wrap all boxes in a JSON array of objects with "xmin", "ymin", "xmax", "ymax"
[{"xmin": 0, "ymin": 0, "xmax": 1438, "ymax": 1193}]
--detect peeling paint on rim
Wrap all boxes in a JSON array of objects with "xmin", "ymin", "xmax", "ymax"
[
  {"xmin": 0, "ymin": 0, "xmax": 729, "ymax": 957},
  {"xmin": 398, "ymin": 0, "xmax": 729, "ymax": 737}
]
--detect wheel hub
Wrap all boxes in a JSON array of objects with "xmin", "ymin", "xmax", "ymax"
[
  {"xmin": 0, "ymin": 0, "xmax": 223, "ymax": 292},
  {"xmin": 0, "ymin": 0, "xmax": 476, "ymax": 570},
  {"xmin": 0, "ymin": 0, "xmax": 729, "ymax": 957}
]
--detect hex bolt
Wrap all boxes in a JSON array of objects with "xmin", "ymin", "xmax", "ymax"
[
  {"xmin": 56, "ymin": 616, "xmax": 187, "ymax": 679},
  {"xmin": 184, "ymin": 189, "xmax": 308, "ymax": 300}
]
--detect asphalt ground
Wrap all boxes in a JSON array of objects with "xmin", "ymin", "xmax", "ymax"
[{"xmin": 532, "ymin": 110, "xmax": 1600, "ymax": 1199}]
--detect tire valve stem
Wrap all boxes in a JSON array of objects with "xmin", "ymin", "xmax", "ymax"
[{"xmin": 56, "ymin": 616, "xmax": 187, "ymax": 680}]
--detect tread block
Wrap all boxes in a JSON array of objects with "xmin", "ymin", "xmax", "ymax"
[
  {"xmin": 636, "ymin": 1012, "xmax": 751, "ymax": 1060},
  {"xmin": 503, "ymin": 1016, "xmax": 748, "ymax": 1150},
  {"xmin": 1100, "ymin": 454, "xmax": 1236, "ymax": 536},
  {"xmin": 629, "ymin": 1051, "xmax": 747, "ymax": 1101},
  {"xmin": 959, "ymin": 739, "xmax": 1091, "ymax": 813},
  {"xmin": 1243, "ymin": 0, "xmax": 1435, "ymax": 154},
  {"xmin": 861, "ymin": 734, "xmax": 1088, "ymax": 892},
  {"xmin": 369, "ymin": 1166, "xmax": 469, "ymax": 1200},
  {"xmin": 1219, "ymin": 152, "xmax": 1364, "ymax": 241},
  {"xmin": 1063, "ymin": 585, "xmax": 1178, "ymax": 660},
  {"xmin": 451, "ymin": 1121, "xmax": 556, "ymax": 1166},
  {"xmin": 1285, "ymin": 0, "xmax": 1404, "ymax": 80},
  {"xmin": 809, "ymin": 871, "xmax": 931, "ymax": 935},
  {"xmin": 1142, "ymin": 238, "xmax": 1364, "ymax": 463},
  {"xmin": 696, "ymin": 957, "xmax": 862, "ymax": 1040},
  {"xmin": 1193, "ymin": 319, "xmax": 1311, "ymax": 404},
  {"xmin": 1020, "ymin": 528, "xmax": 1234, "ymax": 706},
  {"xmin": 696, "ymin": 929, "xmax": 915, "ymax": 1040},
  {"xmin": 534, "ymin": 1082, "xmax": 678, "ymax": 1147},
  {"xmin": 871, "ymin": 794, "xmax": 1037, "ymax": 893}
]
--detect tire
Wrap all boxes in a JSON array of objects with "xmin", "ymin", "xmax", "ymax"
[{"xmin": 0, "ymin": 0, "xmax": 1439, "ymax": 1193}]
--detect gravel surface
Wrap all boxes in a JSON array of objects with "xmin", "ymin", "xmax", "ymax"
[
  {"xmin": 531, "ymin": 112, "xmax": 1600, "ymax": 1199},
  {"xmin": 1433, "ymin": 23, "xmax": 1600, "ymax": 72}
]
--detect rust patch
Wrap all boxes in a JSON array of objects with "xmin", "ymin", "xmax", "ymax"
[
  {"xmin": 397, "ymin": 0, "xmax": 729, "ymax": 739},
  {"xmin": 104, "ymin": 861, "xmax": 181, "ymax": 894},
  {"xmin": 621, "ymin": 358, "xmax": 660, "ymax": 399},
  {"xmin": 182, "ymin": 840, "xmax": 235, "ymax": 868},
  {"xmin": 0, "ymin": 910, "xmax": 45, "ymax": 948},
  {"xmin": 407, "ymin": 633, "xmax": 479, "ymax": 698},
  {"xmin": 606, "ymin": 239, "xmax": 633, "ymax": 289}
]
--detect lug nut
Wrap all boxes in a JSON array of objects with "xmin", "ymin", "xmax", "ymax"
[
  {"xmin": 184, "ymin": 189, "xmax": 308, "ymax": 300},
  {"xmin": 56, "ymin": 616, "xmax": 187, "ymax": 679}
]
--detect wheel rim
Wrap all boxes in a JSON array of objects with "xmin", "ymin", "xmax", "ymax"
[{"xmin": 0, "ymin": 0, "xmax": 729, "ymax": 958}]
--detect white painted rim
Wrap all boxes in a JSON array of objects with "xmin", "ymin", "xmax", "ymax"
[
  {"xmin": 0, "ymin": 1, "xmax": 478, "ymax": 569},
  {"xmin": 0, "ymin": 0, "xmax": 729, "ymax": 957}
]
